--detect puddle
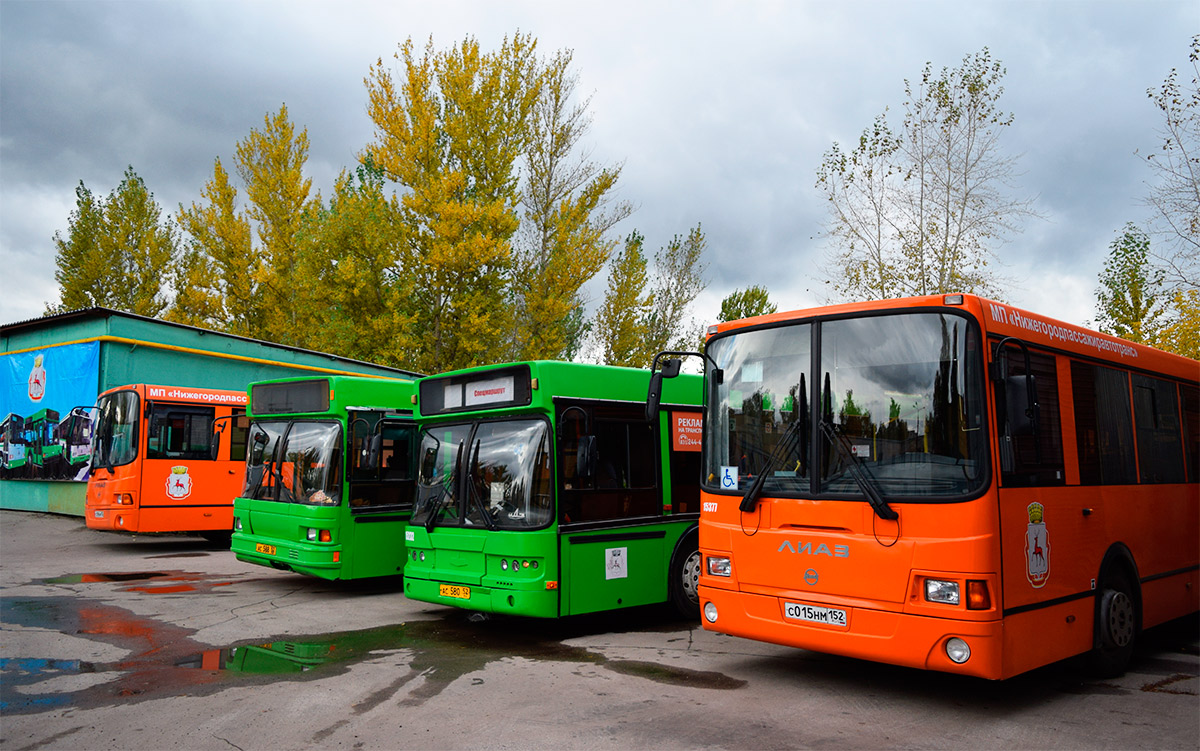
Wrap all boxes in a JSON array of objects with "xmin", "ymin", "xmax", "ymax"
[
  {"xmin": 2, "ymin": 596, "xmax": 742, "ymax": 715},
  {"xmin": 39, "ymin": 570, "xmax": 240, "ymax": 595}
]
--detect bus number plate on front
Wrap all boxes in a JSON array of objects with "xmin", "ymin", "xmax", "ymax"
[
  {"xmin": 784, "ymin": 601, "xmax": 847, "ymax": 627},
  {"xmin": 255, "ymin": 543, "xmax": 276, "ymax": 556},
  {"xmin": 440, "ymin": 584, "xmax": 470, "ymax": 600}
]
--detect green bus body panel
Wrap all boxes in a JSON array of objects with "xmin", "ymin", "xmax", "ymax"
[
  {"xmin": 404, "ymin": 360, "xmax": 702, "ymax": 618},
  {"xmin": 234, "ymin": 374, "xmax": 417, "ymax": 581}
]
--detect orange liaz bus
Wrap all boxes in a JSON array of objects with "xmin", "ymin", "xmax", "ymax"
[
  {"xmin": 86, "ymin": 384, "xmax": 248, "ymax": 542},
  {"xmin": 667, "ymin": 294, "xmax": 1197, "ymax": 679}
]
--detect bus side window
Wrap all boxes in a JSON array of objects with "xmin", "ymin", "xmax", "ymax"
[
  {"xmin": 1071, "ymin": 361, "xmax": 1137, "ymax": 485},
  {"xmin": 1132, "ymin": 374, "xmax": 1186, "ymax": 484},
  {"xmin": 229, "ymin": 410, "xmax": 249, "ymax": 463},
  {"xmin": 994, "ymin": 348, "xmax": 1064, "ymax": 487},
  {"xmin": 146, "ymin": 405, "xmax": 217, "ymax": 461},
  {"xmin": 1182, "ymin": 385, "xmax": 1200, "ymax": 483}
]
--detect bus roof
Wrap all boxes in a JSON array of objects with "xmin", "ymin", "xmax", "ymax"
[
  {"xmin": 417, "ymin": 360, "xmax": 702, "ymax": 419},
  {"xmin": 247, "ymin": 374, "xmax": 416, "ymax": 418},
  {"xmin": 707, "ymin": 294, "xmax": 1198, "ymax": 382}
]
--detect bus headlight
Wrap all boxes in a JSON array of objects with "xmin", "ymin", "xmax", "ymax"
[
  {"xmin": 307, "ymin": 528, "xmax": 332, "ymax": 543},
  {"xmin": 946, "ymin": 637, "xmax": 971, "ymax": 664},
  {"xmin": 703, "ymin": 602, "xmax": 719, "ymax": 623},
  {"xmin": 707, "ymin": 556, "xmax": 731, "ymax": 577},
  {"xmin": 233, "ymin": 516, "xmax": 243, "ymax": 532},
  {"xmin": 925, "ymin": 578, "xmax": 960, "ymax": 605}
]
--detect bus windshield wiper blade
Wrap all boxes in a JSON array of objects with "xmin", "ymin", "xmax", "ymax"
[
  {"xmin": 818, "ymin": 418, "xmax": 898, "ymax": 521},
  {"xmin": 740, "ymin": 416, "xmax": 806, "ymax": 513}
]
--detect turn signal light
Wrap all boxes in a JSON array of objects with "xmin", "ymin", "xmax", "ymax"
[
  {"xmin": 117, "ymin": 493, "xmax": 134, "ymax": 505},
  {"xmin": 967, "ymin": 580, "xmax": 991, "ymax": 610}
]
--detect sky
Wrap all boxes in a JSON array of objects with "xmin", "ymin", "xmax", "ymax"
[{"xmin": 1, "ymin": 0, "xmax": 1197, "ymax": 336}]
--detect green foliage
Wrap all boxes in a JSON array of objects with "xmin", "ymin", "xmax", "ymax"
[
  {"xmin": 50, "ymin": 167, "xmax": 177, "ymax": 317},
  {"xmin": 1094, "ymin": 223, "xmax": 1167, "ymax": 346},
  {"xmin": 816, "ymin": 48, "xmax": 1033, "ymax": 302},
  {"xmin": 296, "ymin": 160, "xmax": 410, "ymax": 364},
  {"xmin": 510, "ymin": 48, "xmax": 633, "ymax": 361},
  {"xmin": 717, "ymin": 285, "xmax": 778, "ymax": 322},
  {"xmin": 594, "ymin": 231, "xmax": 654, "ymax": 367},
  {"xmin": 1157, "ymin": 289, "xmax": 1200, "ymax": 358},
  {"xmin": 644, "ymin": 224, "xmax": 708, "ymax": 354}
]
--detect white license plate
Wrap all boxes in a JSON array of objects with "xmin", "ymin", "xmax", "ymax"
[
  {"xmin": 93, "ymin": 510, "xmax": 104, "ymax": 518},
  {"xmin": 783, "ymin": 601, "xmax": 847, "ymax": 627}
]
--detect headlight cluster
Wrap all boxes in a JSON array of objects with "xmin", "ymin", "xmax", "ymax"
[
  {"xmin": 500, "ymin": 558, "xmax": 539, "ymax": 572},
  {"xmin": 306, "ymin": 528, "xmax": 332, "ymax": 543}
]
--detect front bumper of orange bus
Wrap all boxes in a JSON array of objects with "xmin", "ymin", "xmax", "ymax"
[{"xmin": 698, "ymin": 584, "xmax": 1005, "ymax": 679}]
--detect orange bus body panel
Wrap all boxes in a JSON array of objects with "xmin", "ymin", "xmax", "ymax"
[
  {"xmin": 86, "ymin": 384, "xmax": 248, "ymax": 535},
  {"xmin": 699, "ymin": 294, "xmax": 1199, "ymax": 679}
]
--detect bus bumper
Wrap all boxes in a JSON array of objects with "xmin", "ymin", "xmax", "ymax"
[
  {"xmin": 85, "ymin": 504, "xmax": 138, "ymax": 532},
  {"xmin": 231, "ymin": 533, "xmax": 343, "ymax": 580},
  {"xmin": 699, "ymin": 585, "xmax": 1004, "ymax": 679},
  {"xmin": 404, "ymin": 576, "xmax": 560, "ymax": 618}
]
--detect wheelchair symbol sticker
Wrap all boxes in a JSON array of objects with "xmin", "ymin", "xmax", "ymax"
[{"xmin": 720, "ymin": 466, "xmax": 738, "ymax": 490}]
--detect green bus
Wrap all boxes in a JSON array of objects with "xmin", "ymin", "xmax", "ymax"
[
  {"xmin": 231, "ymin": 375, "xmax": 420, "ymax": 580},
  {"xmin": 24, "ymin": 408, "xmax": 64, "ymax": 479},
  {"xmin": 1, "ymin": 412, "xmax": 29, "ymax": 479},
  {"xmin": 404, "ymin": 361, "xmax": 704, "ymax": 619}
]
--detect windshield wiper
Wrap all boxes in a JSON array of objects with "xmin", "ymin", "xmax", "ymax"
[
  {"xmin": 740, "ymin": 416, "xmax": 807, "ymax": 513},
  {"xmin": 818, "ymin": 418, "xmax": 898, "ymax": 521},
  {"xmin": 465, "ymin": 441, "xmax": 496, "ymax": 530}
]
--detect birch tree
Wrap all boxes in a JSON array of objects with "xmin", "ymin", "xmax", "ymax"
[{"xmin": 816, "ymin": 48, "xmax": 1035, "ymax": 301}]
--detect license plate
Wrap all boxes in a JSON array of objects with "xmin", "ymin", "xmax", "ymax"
[
  {"xmin": 255, "ymin": 543, "xmax": 277, "ymax": 556},
  {"xmin": 783, "ymin": 601, "xmax": 847, "ymax": 627},
  {"xmin": 93, "ymin": 510, "xmax": 104, "ymax": 518},
  {"xmin": 439, "ymin": 584, "xmax": 471, "ymax": 600}
]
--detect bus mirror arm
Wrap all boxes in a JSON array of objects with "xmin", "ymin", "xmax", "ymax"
[
  {"xmin": 646, "ymin": 350, "xmax": 723, "ymax": 422},
  {"xmin": 576, "ymin": 436, "xmax": 598, "ymax": 480}
]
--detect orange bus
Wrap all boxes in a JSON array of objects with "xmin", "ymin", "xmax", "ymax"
[
  {"xmin": 86, "ymin": 384, "xmax": 249, "ymax": 542},
  {"xmin": 652, "ymin": 294, "xmax": 1198, "ymax": 679}
]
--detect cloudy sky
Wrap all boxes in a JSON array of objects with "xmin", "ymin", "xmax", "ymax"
[{"xmin": 1, "ymin": 0, "xmax": 1196, "ymax": 334}]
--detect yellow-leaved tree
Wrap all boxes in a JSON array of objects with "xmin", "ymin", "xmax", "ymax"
[
  {"xmin": 364, "ymin": 34, "xmax": 540, "ymax": 373},
  {"xmin": 170, "ymin": 104, "xmax": 320, "ymax": 346},
  {"xmin": 510, "ymin": 48, "xmax": 633, "ymax": 361}
]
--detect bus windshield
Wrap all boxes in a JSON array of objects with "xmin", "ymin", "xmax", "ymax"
[
  {"xmin": 705, "ymin": 311, "xmax": 987, "ymax": 499},
  {"xmin": 413, "ymin": 419, "xmax": 553, "ymax": 530},
  {"xmin": 92, "ymin": 391, "xmax": 140, "ymax": 470},
  {"xmin": 244, "ymin": 420, "xmax": 342, "ymax": 505}
]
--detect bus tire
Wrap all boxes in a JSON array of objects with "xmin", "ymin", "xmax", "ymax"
[
  {"xmin": 1087, "ymin": 566, "xmax": 1138, "ymax": 678},
  {"xmin": 669, "ymin": 528, "xmax": 701, "ymax": 620}
]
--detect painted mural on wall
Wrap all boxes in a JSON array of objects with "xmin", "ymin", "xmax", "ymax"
[{"xmin": 1, "ymin": 343, "xmax": 100, "ymax": 481}]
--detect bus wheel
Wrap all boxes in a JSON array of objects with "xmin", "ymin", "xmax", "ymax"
[
  {"xmin": 669, "ymin": 531, "xmax": 701, "ymax": 620},
  {"xmin": 1087, "ymin": 568, "xmax": 1138, "ymax": 678}
]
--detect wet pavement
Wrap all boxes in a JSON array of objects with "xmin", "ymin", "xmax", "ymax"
[{"xmin": 1, "ymin": 509, "xmax": 1197, "ymax": 750}]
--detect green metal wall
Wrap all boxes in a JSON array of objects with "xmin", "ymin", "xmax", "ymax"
[{"xmin": 1, "ymin": 309, "xmax": 416, "ymax": 516}]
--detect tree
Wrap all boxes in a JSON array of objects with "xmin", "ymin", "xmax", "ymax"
[
  {"xmin": 170, "ymin": 158, "xmax": 256, "ymax": 334},
  {"xmin": 1142, "ymin": 35, "xmax": 1200, "ymax": 295},
  {"xmin": 509, "ymin": 48, "xmax": 633, "ymax": 361},
  {"xmin": 716, "ymin": 285, "xmax": 778, "ymax": 322},
  {"xmin": 816, "ymin": 48, "xmax": 1035, "ymax": 301},
  {"xmin": 1157, "ymin": 289, "xmax": 1200, "ymax": 358},
  {"xmin": 170, "ymin": 105, "xmax": 319, "ymax": 345},
  {"xmin": 644, "ymin": 224, "xmax": 708, "ymax": 354},
  {"xmin": 1094, "ymin": 223, "xmax": 1167, "ymax": 345},
  {"xmin": 593, "ymin": 231, "xmax": 653, "ymax": 367},
  {"xmin": 363, "ymin": 33, "xmax": 541, "ymax": 373},
  {"xmin": 49, "ymin": 166, "xmax": 176, "ymax": 316},
  {"xmin": 295, "ymin": 159, "xmax": 410, "ymax": 364}
]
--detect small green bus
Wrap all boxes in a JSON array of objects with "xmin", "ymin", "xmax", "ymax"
[
  {"xmin": 231, "ymin": 375, "xmax": 419, "ymax": 580},
  {"xmin": 404, "ymin": 361, "xmax": 703, "ymax": 618}
]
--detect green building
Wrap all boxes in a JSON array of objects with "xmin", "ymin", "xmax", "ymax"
[{"xmin": 1, "ymin": 307, "xmax": 417, "ymax": 516}]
